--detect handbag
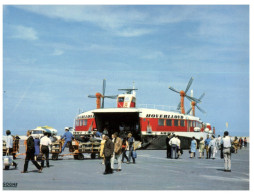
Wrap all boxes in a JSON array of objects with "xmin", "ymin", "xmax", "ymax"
[
  {"xmin": 230, "ymin": 146, "xmax": 235, "ymax": 154},
  {"xmin": 132, "ymin": 150, "xmax": 137, "ymax": 158}
]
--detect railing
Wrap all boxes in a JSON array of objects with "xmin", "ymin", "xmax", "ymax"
[{"xmin": 137, "ymin": 104, "xmax": 178, "ymax": 112}]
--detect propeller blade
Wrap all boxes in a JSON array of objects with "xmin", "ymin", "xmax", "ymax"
[
  {"xmin": 186, "ymin": 94, "xmax": 201, "ymax": 103},
  {"xmin": 186, "ymin": 107, "xmax": 192, "ymax": 114},
  {"xmin": 88, "ymin": 95, "xmax": 96, "ymax": 98},
  {"xmin": 177, "ymin": 102, "xmax": 181, "ymax": 110},
  {"xmin": 184, "ymin": 77, "xmax": 193, "ymax": 94},
  {"xmin": 196, "ymin": 105, "xmax": 206, "ymax": 114},
  {"xmin": 104, "ymin": 95, "xmax": 118, "ymax": 99},
  {"xmin": 169, "ymin": 86, "xmax": 180, "ymax": 94},
  {"xmin": 198, "ymin": 93, "xmax": 205, "ymax": 101}
]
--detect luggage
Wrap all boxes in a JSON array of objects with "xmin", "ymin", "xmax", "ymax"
[{"xmin": 3, "ymin": 156, "xmax": 13, "ymax": 170}]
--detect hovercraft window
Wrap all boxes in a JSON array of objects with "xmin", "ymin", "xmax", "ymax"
[
  {"xmin": 118, "ymin": 97, "xmax": 124, "ymax": 102},
  {"xmin": 180, "ymin": 120, "xmax": 185, "ymax": 127},
  {"xmin": 166, "ymin": 119, "xmax": 172, "ymax": 126},
  {"xmin": 174, "ymin": 119, "xmax": 179, "ymax": 126},
  {"xmin": 158, "ymin": 119, "xmax": 164, "ymax": 126}
]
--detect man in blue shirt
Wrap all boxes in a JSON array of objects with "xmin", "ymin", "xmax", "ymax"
[
  {"xmin": 61, "ymin": 127, "xmax": 74, "ymax": 153},
  {"xmin": 205, "ymin": 135, "xmax": 211, "ymax": 159}
]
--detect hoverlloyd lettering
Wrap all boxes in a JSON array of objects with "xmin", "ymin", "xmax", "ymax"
[{"xmin": 146, "ymin": 114, "xmax": 184, "ymax": 119}]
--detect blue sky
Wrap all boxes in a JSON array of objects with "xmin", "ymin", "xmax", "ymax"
[{"xmin": 3, "ymin": 5, "xmax": 249, "ymax": 136}]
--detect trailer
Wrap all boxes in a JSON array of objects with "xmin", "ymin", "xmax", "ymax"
[{"xmin": 59, "ymin": 139, "xmax": 101, "ymax": 160}]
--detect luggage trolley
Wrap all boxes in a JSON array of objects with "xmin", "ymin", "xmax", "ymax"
[
  {"xmin": 59, "ymin": 139, "xmax": 101, "ymax": 160},
  {"xmin": 50, "ymin": 140, "xmax": 64, "ymax": 160}
]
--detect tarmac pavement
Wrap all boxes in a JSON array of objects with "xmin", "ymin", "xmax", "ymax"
[{"xmin": 3, "ymin": 144, "xmax": 249, "ymax": 190}]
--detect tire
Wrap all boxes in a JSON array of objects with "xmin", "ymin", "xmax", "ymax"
[
  {"xmin": 5, "ymin": 166, "xmax": 10, "ymax": 170},
  {"xmin": 74, "ymin": 155, "xmax": 78, "ymax": 160},
  {"xmin": 91, "ymin": 153, "xmax": 96, "ymax": 159},
  {"xmin": 78, "ymin": 154, "xmax": 84, "ymax": 160},
  {"xmin": 52, "ymin": 154, "xmax": 58, "ymax": 160}
]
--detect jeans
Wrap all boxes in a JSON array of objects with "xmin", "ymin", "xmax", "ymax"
[
  {"xmin": 128, "ymin": 147, "xmax": 135, "ymax": 163},
  {"xmin": 61, "ymin": 140, "xmax": 72, "ymax": 152},
  {"xmin": 122, "ymin": 149, "xmax": 129, "ymax": 162},
  {"xmin": 171, "ymin": 144, "xmax": 178, "ymax": 159}
]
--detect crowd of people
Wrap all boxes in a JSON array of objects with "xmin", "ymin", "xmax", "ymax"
[
  {"xmin": 4, "ymin": 127, "xmax": 248, "ymax": 174},
  {"xmin": 99, "ymin": 131, "xmax": 138, "ymax": 175}
]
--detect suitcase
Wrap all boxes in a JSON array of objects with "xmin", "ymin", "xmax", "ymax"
[{"xmin": 3, "ymin": 156, "xmax": 13, "ymax": 170}]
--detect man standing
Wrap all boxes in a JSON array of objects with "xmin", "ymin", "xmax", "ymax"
[
  {"xmin": 221, "ymin": 131, "xmax": 232, "ymax": 172},
  {"xmin": 166, "ymin": 133, "xmax": 172, "ymax": 158},
  {"xmin": 205, "ymin": 135, "xmax": 211, "ymax": 159},
  {"xmin": 127, "ymin": 133, "xmax": 135, "ymax": 164},
  {"xmin": 61, "ymin": 127, "xmax": 74, "ymax": 153},
  {"xmin": 169, "ymin": 134, "xmax": 178, "ymax": 159},
  {"xmin": 103, "ymin": 135, "xmax": 114, "ymax": 174},
  {"xmin": 21, "ymin": 131, "xmax": 42, "ymax": 173},
  {"xmin": 5, "ymin": 130, "xmax": 18, "ymax": 169},
  {"xmin": 40, "ymin": 132, "xmax": 52, "ymax": 168},
  {"xmin": 111, "ymin": 132, "xmax": 123, "ymax": 172}
]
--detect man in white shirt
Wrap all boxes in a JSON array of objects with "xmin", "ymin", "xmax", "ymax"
[
  {"xmin": 5, "ymin": 130, "xmax": 17, "ymax": 169},
  {"xmin": 40, "ymin": 132, "xmax": 52, "ymax": 168},
  {"xmin": 169, "ymin": 134, "xmax": 179, "ymax": 159},
  {"xmin": 221, "ymin": 131, "xmax": 232, "ymax": 172}
]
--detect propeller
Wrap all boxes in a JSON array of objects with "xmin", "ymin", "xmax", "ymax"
[
  {"xmin": 186, "ymin": 92, "xmax": 206, "ymax": 115},
  {"xmin": 88, "ymin": 79, "xmax": 117, "ymax": 108},
  {"xmin": 169, "ymin": 77, "xmax": 195, "ymax": 114}
]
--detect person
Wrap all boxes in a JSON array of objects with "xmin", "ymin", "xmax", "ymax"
[
  {"xmin": 111, "ymin": 132, "xmax": 123, "ymax": 172},
  {"xmin": 34, "ymin": 135, "xmax": 40, "ymax": 161},
  {"xmin": 166, "ymin": 133, "xmax": 172, "ymax": 158},
  {"xmin": 205, "ymin": 135, "xmax": 211, "ymax": 159},
  {"xmin": 103, "ymin": 128, "xmax": 109, "ymax": 135},
  {"xmin": 126, "ymin": 133, "xmax": 135, "ymax": 164},
  {"xmin": 61, "ymin": 127, "xmax": 74, "ymax": 153},
  {"xmin": 198, "ymin": 137, "xmax": 205, "ymax": 158},
  {"xmin": 5, "ymin": 130, "xmax": 18, "ymax": 169},
  {"xmin": 40, "ymin": 132, "xmax": 52, "ymax": 168},
  {"xmin": 103, "ymin": 135, "xmax": 114, "ymax": 175},
  {"xmin": 190, "ymin": 137, "xmax": 197, "ymax": 158},
  {"xmin": 176, "ymin": 136, "xmax": 181, "ymax": 157},
  {"xmin": 239, "ymin": 137, "xmax": 243, "ymax": 149},
  {"xmin": 244, "ymin": 137, "xmax": 247, "ymax": 147},
  {"xmin": 221, "ymin": 131, "xmax": 232, "ymax": 172},
  {"xmin": 121, "ymin": 137, "xmax": 129, "ymax": 163},
  {"xmin": 209, "ymin": 135, "xmax": 217, "ymax": 159},
  {"xmin": 169, "ymin": 134, "xmax": 178, "ymax": 159},
  {"xmin": 232, "ymin": 136, "xmax": 239, "ymax": 154},
  {"xmin": 100, "ymin": 135, "xmax": 106, "ymax": 164},
  {"xmin": 93, "ymin": 129, "xmax": 102, "ymax": 138},
  {"xmin": 21, "ymin": 131, "xmax": 42, "ymax": 173}
]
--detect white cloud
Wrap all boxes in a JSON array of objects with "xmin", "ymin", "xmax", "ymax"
[
  {"xmin": 11, "ymin": 25, "xmax": 38, "ymax": 40},
  {"xmin": 52, "ymin": 49, "xmax": 64, "ymax": 56}
]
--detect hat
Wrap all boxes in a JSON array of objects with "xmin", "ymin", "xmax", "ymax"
[{"xmin": 65, "ymin": 127, "xmax": 69, "ymax": 130}]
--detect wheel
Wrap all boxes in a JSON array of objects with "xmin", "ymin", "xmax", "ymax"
[
  {"xmin": 91, "ymin": 153, "xmax": 96, "ymax": 159},
  {"xmin": 78, "ymin": 154, "xmax": 84, "ymax": 160},
  {"xmin": 74, "ymin": 155, "xmax": 78, "ymax": 160},
  {"xmin": 52, "ymin": 154, "xmax": 58, "ymax": 160},
  {"xmin": 5, "ymin": 166, "xmax": 10, "ymax": 170}
]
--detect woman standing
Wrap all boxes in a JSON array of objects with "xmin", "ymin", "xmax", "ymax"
[
  {"xmin": 100, "ymin": 135, "xmax": 106, "ymax": 164},
  {"xmin": 198, "ymin": 137, "xmax": 205, "ymax": 158},
  {"xmin": 233, "ymin": 136, "xmax": 239, "ymax": 153},
  {"xmin": 34, "ymin": 135, "xmax": 40, "ymax": 161},
  {"xmin": 190, "ymin": 137, "xmax": 197, "ymax": 158}
]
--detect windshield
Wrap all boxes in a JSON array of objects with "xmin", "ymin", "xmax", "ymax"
[{"xmin": 31, "ymin": 130, "xmax": 43, "ymax": 134}]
